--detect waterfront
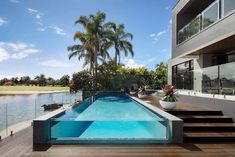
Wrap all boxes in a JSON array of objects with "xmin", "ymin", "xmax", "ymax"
[{"xmin": 0, "ymin": 92, "xmax": 82, "ymax": 136}]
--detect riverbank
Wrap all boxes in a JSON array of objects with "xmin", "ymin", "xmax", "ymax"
[
  {"xmin": 0, "ymin": 90, "xmax": 69, "ymax": 95},
  {"xmin": 0, "ymin": 86, "xmax": 69, "ymax": 95}
]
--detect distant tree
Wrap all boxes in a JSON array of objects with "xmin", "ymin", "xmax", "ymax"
[
  {"xmin": 46, "ymin": 77, "xmax": 56, "ymax": 86},
  {"xmin": 70, "ymin": 71, "xmax": 92, "ymax": 92},
  {"xmin": 10, "ymin": 77, "xmax": 19, "ymax": 85},
  {"xmin": 0, "ymin": 78, "xmax": 9, "ymax": 86},
  {"xmin": 19, "ymin": 76, "xmax": 31, "ymax": 86},
  {"xmin": 34, "ymin": 74, "xmax": 47, "ymax": 86},
  {"xmin": 4, "ymin": 81, "xmax": 13, "ymax": 86},
  {"xmin": 59, "ymin": 75, "xmax": 70, "ymax": 87}
]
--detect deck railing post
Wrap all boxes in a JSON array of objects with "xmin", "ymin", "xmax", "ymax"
[
  {"xmin": 34, "ymin": 99, "xmax": 37, "ymax": 119},
  {"xmin": 5, "ymin": 103, "xmax": 8, "ymax": 136}
]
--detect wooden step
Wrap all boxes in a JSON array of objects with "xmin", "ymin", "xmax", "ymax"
[
  {"xmin": 184, "ymin": 123, "xmax": 235, "ymax": 132},
  {"xmin": 167, "ymin": 110, "xmax": 223, "ymax": 116},
  {"xmin": 184, "ymin": 132, "xmax": 235, "ymax": 142},
  {"xmin": 179, "ymin": 115, "xmax": 233, "ymax": 123}
]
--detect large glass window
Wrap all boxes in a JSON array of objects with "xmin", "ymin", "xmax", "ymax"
[
  {"xmin": 202, "ymin": 1, "xmax": 219, "ymax": 29},
  {"xmin": 223, "ymin": 0, "xmax": 235, "ymax": 16},
  {"xmin": 172, "ymin": 60, "xmax": 194, "ymax": 90}
]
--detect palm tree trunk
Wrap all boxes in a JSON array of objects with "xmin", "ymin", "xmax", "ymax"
[{"xmin": 114, "ymin": 46, "xmax": 119, "ymax": 65}]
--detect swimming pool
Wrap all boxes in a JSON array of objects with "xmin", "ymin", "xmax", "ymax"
[{"xmin": 48, "ymin": 93, "xmax": 170, "ymax": 143}]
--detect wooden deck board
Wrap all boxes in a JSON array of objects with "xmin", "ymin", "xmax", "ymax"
[{"xmin": 0, "ymin": 127, "xmax": 235, "ymax": 157}]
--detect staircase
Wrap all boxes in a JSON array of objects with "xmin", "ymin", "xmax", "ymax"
[{"xmin": 167, "ymin": 110, "xmax": 235, "ymax": 142}]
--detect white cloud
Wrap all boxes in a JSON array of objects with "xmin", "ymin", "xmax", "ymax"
[
  {"xmin": 169, "ymin": 20, "xmax": 172, "ymax": 24},
  {"xmin": 150, "ymin": 34, "xmax": 155, "ymax": 37},
  {"xmin": 162, "ymin": 49, "xmax": 167, "ymax": 52},
  {"xmin": 147, "ymin": 57, "xmax": 156, "ymax": 63},
  {"xmin": 10, "ymin": 0, "xmax": 20, "ymax": 3},
  {"xmin": 26, "ymin": 8, "xmax": 44, "ymax": 21},
  {"xmin": 40, "ymin": 60, "xmax": 73, "ymax": 68},
  {"xmin": 36, "ymin": 27, "xmax": 46, "ymax": 32},
  {"xmin": 50, "ymin": 25, "xmax": 66, "ymax": 36},
  {"xmin": 0, "ymin": 17, "xmax": 8, "ymax": 26},
  {"xmin": 150, "ymin": 19, "xmax": 172, "ymax": 43},
  {"xmin": 0, "ymin": 47, "xmax": 10, "ymax": 62},
  {"xmin": 0, "ymin": 41, "xmax": 40, "ymax": 61},
  {"xmin": 157, "ymin": 30, "xmax": 167, "ymax": 37},
  {"xmin": 125, "ymin": 59, "xmax": 144, "ymax": 68}
]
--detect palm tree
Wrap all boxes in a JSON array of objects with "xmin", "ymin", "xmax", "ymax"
[
  {"xmin": 104, "ymin": 22, "xmax": 134, "ymax": 64},
  {"xmin": 68, "ymin": 11, "xmax": 111, "ymax": 89},
  {"xmin": 68, "ymin": 31, "xmax": 95, "ymax": 75}
]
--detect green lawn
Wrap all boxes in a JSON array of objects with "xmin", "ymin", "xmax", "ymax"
[{"xmin": 0, "ymin": 86, "xmax": 69, "ymax": 91}]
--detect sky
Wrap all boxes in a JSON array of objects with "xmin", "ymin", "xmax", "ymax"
[{"xmin": 0, "ymin": 0, "xmax": 176, "ymax": 79}]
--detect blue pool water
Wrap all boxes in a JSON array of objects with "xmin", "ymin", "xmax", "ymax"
[{"xmin": 50, "ymin": 93, "xmax": 169, "ymax": 141}]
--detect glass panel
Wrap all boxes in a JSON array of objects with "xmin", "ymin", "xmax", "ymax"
[
  {"xmin": 178, "ymin": 25, "xmax": 189, "ymax": 44},
  {"xmin": 202, "ymin": 2, "xmax": 219, "ymax": 29},
  {"xmin": 188, "ymin": 15, "xmax": 201, "ymax": 36},
  {"xmin": 223, "ymin": 0, "xmax": 235, "ymax": 16},
  {"xmin": 202, "ymin": 65, "xmax": 219, "ymax": 94},
  {"xmin": 50, "ymin": 120, "xmax": 168, "ymax": 140},
  {"xmin": 172, "ymin": 60, "xmax": 194, "ymax": 90},
  {"xmin": 220, "ymin": 62, "xmax": 235, "ymax": 95}
]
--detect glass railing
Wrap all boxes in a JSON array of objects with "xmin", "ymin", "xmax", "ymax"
[
  {"xmin": 177, "ymin": 0, "xmax": 221, "ymax": 44},
  {"xmin": 171, "ymin": 62, "xmax": 235, "ymax": 96},
  {"xmin": 0, "ymin": 92, "xmax": 82, "ymax": 139},
  {"xmin": 222, "ymin": 0, "xmax": 235, "ymax": 17},
  {"xmin": 201, "ymin": 62, "xmax": 235, "ymax": 95},
  {"xmin": 219, "ymin": 62, "xmax": 235, "ymax": 95}
]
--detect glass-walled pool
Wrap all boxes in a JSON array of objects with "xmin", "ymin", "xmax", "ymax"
[{"xmin": 49, "ymin": 93, "xmax": 170, "ymax": 144}]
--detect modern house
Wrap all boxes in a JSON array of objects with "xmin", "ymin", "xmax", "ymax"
[
  {"xmin": 168, "ymin": 0, "xmax": 235, "ymax": 117},
  {"xmin": 168, "ymin": 0, "xmax": 235, "ymax": 94}
]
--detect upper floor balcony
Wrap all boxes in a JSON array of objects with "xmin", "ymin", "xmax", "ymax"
[{"xmin": 177, "ymin": 0, "xmax": 235, "ymax": 45}]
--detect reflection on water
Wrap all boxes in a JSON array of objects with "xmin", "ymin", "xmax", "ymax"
[{"xmin": 0, "ymin": 92, "xmax": 82, "ymax": 132}]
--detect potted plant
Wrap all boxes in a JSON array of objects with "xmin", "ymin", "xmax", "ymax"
[
  {"xmin": 159, "ymin": 84, "xmax": 178, "ymax": 109},
  {"xmin": 130, "ymin": 85, "xmax": 136, "ymax": 95},
  {"xmin": 138, "ymin": 85, "xmax": 147, "ymax": 99}
]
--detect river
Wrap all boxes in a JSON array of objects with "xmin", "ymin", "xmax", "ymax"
[{"xmin": 0, "ymin": 92, "xmax": 82, "ymax": 132}]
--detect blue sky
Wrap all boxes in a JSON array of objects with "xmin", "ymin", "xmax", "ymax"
[{"xmin": 0, "ymin": 0, "xmax": 176, "ymax": 79}]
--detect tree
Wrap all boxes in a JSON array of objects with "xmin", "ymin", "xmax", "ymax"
[
  {"xmin": 19, "ymin": 76, "xmax": 31, "ymax": 86},
  {"xmin": 68, "ymin": 11, "xmax": 109, "ymax": 76},
  {"xmin": 105, "ymin": 23, "xmax": 134, "ymax": 64},
  {"xmin": 47, "ymin": 77, "xmax": 56, "ymax": 86},
  {"xmin": 34, "ymin": 74, "xmax": 47, "ymax": 86},
  {"xmin": 70, "ymin": 71, "xmax": 92, "ymax": 92},
  {"xmin": 59, "ymin": 75, "xmax": 70, "ymax": 87},
  {"xmin": 152, "ymin": 62, "xmax": 168, "ymax": 89}
]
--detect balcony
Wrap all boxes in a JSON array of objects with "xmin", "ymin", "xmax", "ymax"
[{"xmin": 177, "ymin": 0, "xmax": 235, "ymax": 45}]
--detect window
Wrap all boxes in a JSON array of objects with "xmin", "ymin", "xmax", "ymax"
[
  {"xmin": 223, "ymin": 0, "xmax": 235, "ymax": 16},
  {"xmin": 172, "ymin": 60, "xmax": 194, "ymax": 90},
  {"xmin": 202, "ymin": 1, "xmax": 219, "ymax": 29}
]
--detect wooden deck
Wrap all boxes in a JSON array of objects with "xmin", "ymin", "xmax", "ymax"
[
  {"xmin": 0, "ymin": 127, "xmax": 235, "ymax": 157},
  {"xmin": 1, "ymin": 96, "xmax": 235, "ymax": 157}
]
